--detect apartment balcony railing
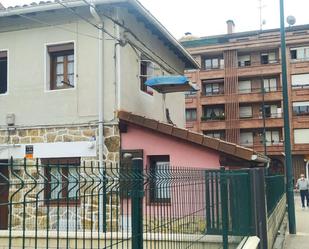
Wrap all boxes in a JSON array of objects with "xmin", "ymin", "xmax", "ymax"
[
  {"xmin": 240, "ymin": 112, "xmax": 283, "ymax": 120},
  {"xmin": 201, "ymin": 115, "xmax": 225, "ymax": 121},
  {"xmin": 292, "ymin": 84, "xmax": 309, "ymax": 90},
  {"xmin": 238, "ymin": 60, "xmax": 280, "ymax": 68}
]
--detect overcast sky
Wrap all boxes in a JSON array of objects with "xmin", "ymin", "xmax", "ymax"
[{"xmin": 2, "ymin": 0, "xmax": 309, "ymax": 38}]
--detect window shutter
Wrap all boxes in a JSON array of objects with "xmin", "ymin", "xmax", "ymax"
[
  {"xmin": 48, "ymin": 43, "xmax": 74, "ymax": 53},
  {"xmin": 0, "ymin": 51, "xmax": 7, "ymax": 58},
  {"xmin": 294, "ymin": 129, "xmax": 309, "ymax": 144},
  {"xmin": 238, "ymin": 80, "xmax": 251, "ymax": 93},
  {"xmin": 292, "ymin": 74, "xmax": 309, "ymax": 86}
]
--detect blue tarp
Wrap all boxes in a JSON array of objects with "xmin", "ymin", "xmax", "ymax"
[{"xmin": 145, "ymin": 76, "xmax": 198, "ymax": 93}]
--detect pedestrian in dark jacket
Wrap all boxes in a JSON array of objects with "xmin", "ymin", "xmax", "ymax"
[{"xmin": 296, "ymin": 174, "xmax": 309, "ymax": 208}]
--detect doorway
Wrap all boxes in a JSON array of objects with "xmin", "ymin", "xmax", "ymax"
[{"xmin": 0, "ymin": 160, "xmax": 9, "ymax": 230}]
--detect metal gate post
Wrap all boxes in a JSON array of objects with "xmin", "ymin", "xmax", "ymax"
[
  {"xmin": 131, "ymin": 158, "xmax": 144, "ymax": 249},
  {"xmin": 220, "ymin": 167, "xmax": 229, "ymax": 249}
]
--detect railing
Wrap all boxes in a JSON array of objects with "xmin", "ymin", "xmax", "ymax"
[
  {"xmin": 0, "ymin": 159, "xmax": 255, "ymax": 249},
  {"xmin": 238, "ymin": 86, "xmax": 280, "ymax": 94},
  {"xmin": 292, "ymin": 84, "xmax": 309, "ymax": 89},
  {"xmin": 239, "ymin": 112, "xmax": 283, "ymax": 119},
  {"xmin": 265, "ymin": 175, "xmax": 285, "ymax": 216},
  {"xmin": 201, "ymin": 115, "xmax": 225, "ymax": 121}
]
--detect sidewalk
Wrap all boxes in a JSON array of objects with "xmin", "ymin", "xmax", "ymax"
[{"xmin": 284, "ymin": 194, "xmax": 309, "ymax": 249}]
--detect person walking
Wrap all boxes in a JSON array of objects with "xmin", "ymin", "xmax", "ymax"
[{"xmin": 295, "ymin": 174, "xmax": 309, "ymax": 208}]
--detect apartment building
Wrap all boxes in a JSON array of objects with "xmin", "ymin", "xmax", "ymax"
[{"xmin": 181, "ymin": 21, "xmax": 309, "ymax": 176}]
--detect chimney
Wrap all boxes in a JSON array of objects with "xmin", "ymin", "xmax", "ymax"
[{"xmin": 226, "ymin": 20, "xmax": 235, "ymax": 34}]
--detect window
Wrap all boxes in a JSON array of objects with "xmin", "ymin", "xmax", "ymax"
[
  {"xmin": 203, "ymin": 106, "xmax": 225, "ymax": 121},
  {"xmin": 48, "ymin": 43, "xmax": 74, "ymax": 90},
  {"xmin": 43, "ymin": 158, "xmax": 80, "ymax": 204},
  {"xmin": 263, "ymin": 78, "xmax": 277, "ymax": 92},
  {"xmin": 0, "ymin": 51, "xmax": 7, "ymax": 94},
  {"xmin": 239, "ymin": 106, "xmax": 252, "ymax": 119},
  {"xmin": 265, "ymin": 130, "xmax": 280, "ymax": 146},
  {"xmin": 202, "ymin": 79, "xmax": 224, "ymax": 95},
  {"xmin": 204, "ymin": 130, "xmax": 225, "ymax": 140},
  {"xmin": 293, "ymin": 102, "xmax": 309, "ymax": 116},
  {"xmin": 140, "ymin": 58, "xmax": 154, "ymax": 95},
  {"xmin": 205, "ymin": 83, "xmax": 220, "ymax": 95},
  {"xmin": 149, "ymin": 156, "xmax": 171, "ymax": 203},
  {"xmin": 240, "ymin": 132, "xmax": 253, "ymax": 146},
  {"xmin": 290, "ymin": 46, "xmax": 309, "ymax": 61},
  {"xmin": 238, "ymin": 80, "xmax": 251, "ymax": 93},
  {"xmin": 291, "ymin": 74, "xmax": 309, "ymax": 89},
  {"xmin": 204, "ymin": 58, "xmax": 224, "ymax": 70},
  {"xmin": 261, "ymin": 52, "xmax": 277, "ymax": 64},
  {"xmin": 238, "ymin": 55, "xmax": 251, "ymax": 67},
  {"xmin": 261, "ymin": 104, "xmax": 280, "ymax": 118},
  {"xmin": 294, "ymin": 129, "xmax": 309, "ymax": 144},
  {"xmin": 186, "ymin": 108, "xmax": 197, "ymax": 121}
]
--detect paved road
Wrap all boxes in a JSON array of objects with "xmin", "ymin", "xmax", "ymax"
[{"xmin": 284, "ymin": 195, "xmax": 309, "ymax": 249}]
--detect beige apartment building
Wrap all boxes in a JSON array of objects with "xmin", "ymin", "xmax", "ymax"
[{"xmin": 181, "ymin": 21, "xmax": 309, "ymax": 177}]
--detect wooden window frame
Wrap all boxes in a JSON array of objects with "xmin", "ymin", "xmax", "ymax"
[
  {"xmin": 48, "ymin": 43, "xmax": 74, "ymax": 91},
  {"xmin": 42, "ymin": 157, "xmax": 80, "ymax": 206}
]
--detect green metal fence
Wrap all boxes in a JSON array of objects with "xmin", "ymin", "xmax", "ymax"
[
  {"xmin": 0, "ymin": 158, "xmax": 255, "ymax": 249},
  {"xmin": 265, "ymin": 175, "xmax": 285, "ymax": 216}
]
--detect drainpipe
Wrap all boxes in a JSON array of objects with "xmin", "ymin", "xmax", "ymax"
[
  {"xmin": 115, "ymin": 8, "xmax": 122, "ymax": 110},
  {"xmin": 90, "ymin": 2, "xmax": 104, "ymax": 232},
  {"xmin": 306, "ymin": 160, "xmax": 309, "ymax": 180}
]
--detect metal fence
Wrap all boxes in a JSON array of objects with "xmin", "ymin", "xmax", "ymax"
[
  {"xmin": 265, "ymin": 175, "xmax": 285, "ymax": 216},
  {"xmin": 0, "ymin": 159, "xmax": 256, "ymax": 249}
]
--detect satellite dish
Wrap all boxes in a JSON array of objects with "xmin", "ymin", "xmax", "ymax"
[{"xmin": 286, "ymin": 16, "xmax": 296, "ymax": 26}]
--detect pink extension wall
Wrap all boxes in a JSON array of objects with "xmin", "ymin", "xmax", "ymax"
[{"xmin": 121, "ymin": 124, "xmax": 220, "ymax": 169}]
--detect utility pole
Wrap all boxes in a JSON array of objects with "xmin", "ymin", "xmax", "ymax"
[{"xmin": 279, "ymin": 0, "xmax": 296, "ymax": 234}]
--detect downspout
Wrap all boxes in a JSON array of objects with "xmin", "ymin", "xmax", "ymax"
[
  {"xmin": 90, "ymin": 3, "xmax": 104, "ymax": 231},
  {"xmin": 306, "ymin": 160, "xmax": 309, "ymax": 180},
  {"xmin": 115, "ymin": 8, "xmax": 121, "ymax": 110}
]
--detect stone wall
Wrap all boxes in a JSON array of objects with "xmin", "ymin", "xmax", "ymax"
[
  {"xmin": 0, "ymin": 124, "xmax": 121, "ymax": 233},
  {"xmin": 0, "ymin": 124, "xmax": 120, "ymax": 165},
  {"xmin": 267, "ymin": 195, "xmax": 286, "ymax": 249}
]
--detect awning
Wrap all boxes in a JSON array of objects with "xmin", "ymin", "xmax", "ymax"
[{"xmin": 145, "ymin": 76, "xmax": 198, "ymax": 93}]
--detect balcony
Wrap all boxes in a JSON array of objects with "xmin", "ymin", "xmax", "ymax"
[
  {"xmin": 237, "ymin": 61, "xmax": 281, "ymax": 77},
  {"xmin": 239, "ymin": 118, "xmax": 283, "ymax": 129},
  {"xmin": 238, "ymin": 88, "xmax": 283, "ymax": 103}
]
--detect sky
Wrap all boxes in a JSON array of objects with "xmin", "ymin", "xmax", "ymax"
[{"xmin": 1, "ymin": 0, "xmax": 309, "ymax": 39}]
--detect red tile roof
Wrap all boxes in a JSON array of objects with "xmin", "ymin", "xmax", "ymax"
[{"xmin": 118, "ymin": 111, "xmax": 270, "ymax": 164}]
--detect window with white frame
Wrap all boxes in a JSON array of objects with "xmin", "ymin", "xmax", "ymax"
[
  {"xmin": 265, "ymin": 130, "xmax": 280, "ymax": 146},
  {"xmin": 204, "ymin": 57, "xmax": 224, "ymax": 70},
  {"xmin": 0, "ymin": 51, "xmax": 7, "ymax": 94},
  {"xmin": 263, "ymin": 78, "xmax": 277, "ymax": 92},
  {"xmin": 48, "ymin": 43, "xmax": 75, "ymax": 90},
  {"xmin": 290, "ymin": 46, "xmax": 309, "ymax": 61}
]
